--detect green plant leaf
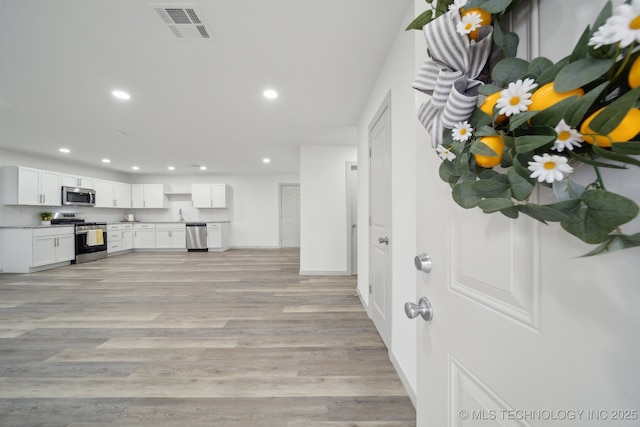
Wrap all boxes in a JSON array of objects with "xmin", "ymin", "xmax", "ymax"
[
  {"xmin": 537, "ymin": 56, "xmax": 571, "ymax": 87},
  {"xmin": 452, "ymin": 182, "xmax": 481, "ymax": 208},
  {"xmin": 472, "ymin": 177, "xmax": 511, "ymax": 198},
  {"xmin": 518, "ymin": 203, "xmax": 570, "ymax": 223},
  {"xmin": 582, "ymin": 189, "xmax": 639, "ymax": 229},
  {"xmin": 570, "ymin": 26, "xmax": 592, "ymax": 62},
  {"xmin": 530, "ymin": 95, "xmax": 580, "ymax": 127},
  {"xmin": 507, "ymin": 168, "xmax": 534, "ymax": 201},
  {"xmin": 478, "ymin": 198, "xmax": 515, "ymax": 213},
  {"xmin": 514, "ymin": 134, "xmax": 556, "ymax": 153},
  {"xmin": 564, "ymin": 82, "xmax": 608, "ymax": 128},
  {"xmin": 467, "ymin": 0, "xmax": 515, "ymax": 14},
  {"xmin": 469, "ymin": 107, "xmax": 493, "ymax": 128},
  {"xmin": 500, "ymin": 205, "xmax": 520, "ymax": 219},
  {"xmin": 492, "ymin": 57, "xmax": 530, "ymax": 86},
  {"xmin": 581, "ymin": 233, "xmax": 640, "ymax": 257},
  {"xmin": 475, "ymin": 126, "xmax": 499, "ymax": 137},
  {"xmin": 611, "ymin": 142, "xmax": 640, "ymax": 155},
  {"xmin": 439, "ymin": 160, "xmax": 461, "ymax": 184},
  {"xmin": 470, "ymin": 139, "xmax": 498, "ymax": 156},
  {"xmin": 561, "ymin": 207, "xmax": 612, "ymax": 244},
  {"xmin": 528, "ymin": 57, "xmax": 554, "ymax": 78},
  {"xmin": 546, "ymin": 198, "xmax": 583, "ymax": 213},
  {"xmin": 509, "ymin": 111, "xmax": 538, "ymax": 131},
  {"xmin": 567, "ymin": 150, "xmax": 627, "ymax": 169},
  {"xmin": 405, "ymin": 9, "xmax": 433, "ymax": 31},
  {"xmin": 554, "ymin": 58, "xmax": 613, "ymax": 92},
  {"xmin": 589, "ymin": 87, "xmax": 640, "ymax": 135},
  {"xmin": 501, "ymin": 32, "xmax": 519, "ymax": 58},
  {"xmin": 479, "ymin": 84, "xmax": 503, "ymax": 96},
  {"xmin": 552, "ymin": 178, "xmax": 586, "ymax": 201},
  {"xmin": 592, "ymin": 145, "xmax": 640, "ymax": 167}
]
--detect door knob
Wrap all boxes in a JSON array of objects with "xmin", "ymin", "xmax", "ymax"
[
  {"xmin": 378, "ymin": 237, "xmax": 389, "ymax": 244},
  {"xmin": 405, "ymin": 297, "xmax": 433, "ymax": 321},
  {"xmin": 414, "ymin": 252, "xmax": 432, "ymax": 273}
]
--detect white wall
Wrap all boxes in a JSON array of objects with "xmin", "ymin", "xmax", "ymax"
[
  {"xmin": 0, "ymin": 148, "xmax": 298, "ymax": 248},
  {"xmin": 356, "ymin": 3, "xmax": 417, "ymax": 399},
  {"xmin": 299, "ymin": 145, "xmax": 357, "ymax": 274}
]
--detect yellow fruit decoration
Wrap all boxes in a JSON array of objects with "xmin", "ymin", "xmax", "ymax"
[
  {"xmin": 479, "ymin": 92, "xmax": 507, "ymax": 124},
  {"xmin": 474, "ymin": 135, "xmax": 504, "ymax": 168},
  {"xmin": 528, "ymin": 82, "xmax": 584, "ymax": 111},
  {"xmin": 629, "ymin": 56, "xmax": 640, "ymax": 89},
  {"xmin": 460, "ymin": 8, "xmax": 491, "ymax": 41},
  {"xmin": 580, "ymin": 107, "xmax": 640, "ymax": 147}
]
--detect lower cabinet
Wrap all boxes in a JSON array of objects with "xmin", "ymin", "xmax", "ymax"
[
  {"xmin": 121, "ymin": 224, "xmax": 133, "ymax": 251},
  {"xmin": 206, "ymin": 222, "xmax": 230, "ymax": 251},
  {"xmin": 0, "ymin": 226, "xmax": 75, "ymax": 273},
  {"xmin": 155, "ymin": 223, "xmax": 186, "ymax": 249},
  {"xmin": 133, "ymin": 223, "xmax": 156, "ymax": 249},
  {"xmin": 108, "ymin": 223, "xmax": 135, "ymax": 254}
]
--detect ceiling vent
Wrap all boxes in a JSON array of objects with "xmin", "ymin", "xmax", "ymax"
[{"xmin": 153, "ymin": 6, "xmax": 211, "ymax": 39}]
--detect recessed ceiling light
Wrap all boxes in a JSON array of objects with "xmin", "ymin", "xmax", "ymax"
[
  {"xmin": 168, "ymin": 166, "xmax": 175, "ymax": 171},
  {"xmin": 59, "ymin": 148, "xmax": 70, "ymax": 153},
  {"xmin": 102, "ymin": 158, "xmax": 111, "ymax": 163},
  {"xmin": 132, "ymin": 166, "xmax": 140, "ymax": 171},
  {"xmin": 200, "ymin": 166, "xmax": 207, "ymax": 170},
  {"xmin": 112, "ymin": 90, "xmax": 131, "ymax": 100},
  {"xmin": 263, "ymin": 158, "xmax": 271, "ymax": 164},
  {"xmin": 263, "ymin": 89, "xmax": 278, "ymax": 99}
]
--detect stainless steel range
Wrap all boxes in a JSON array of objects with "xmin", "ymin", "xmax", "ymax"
[{"xmin": 51, "ymin": 213, "xmax": 107, "ymax": 264}]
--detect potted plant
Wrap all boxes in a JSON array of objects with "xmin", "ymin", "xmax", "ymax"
[{"xmin": 40, "ymin": 211, "xmax": 53, "ymax": 225}]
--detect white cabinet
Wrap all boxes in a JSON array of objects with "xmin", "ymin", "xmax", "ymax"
[
  {"xmin": 107, "ymin": 224, "xmax": 122, "ymax": 253},
  {"xmin": 207, "ymin": 222, "xmax": 230, "ymax": 251},
  {"xmin": 1, "ymin": 166, "xmax": 61, "ymax": 206},
  {"xmin": 133, "ymin": 223, "xmax": 156, "ymax": 248},
  {"xmin": 132, "ymin": 184, "xmax": 169, "ymax": 209},
  {"xmin": 121, "ymin": 224, "xmax": 133, "ymax": 251},
  {"xmin": 61, "ymin": 174, "xmax": 94, "ymax": 189},
  {"xmin": 155, "ymin": 223, "xmax": 186, "ymax": 249},
  {"xmin": 0, "ymin": 226, "xmax": 75, "ymax": 273},
  {"xmin": 94, "ymin": 179, "xmax": 131, "ymax": 208},
  {"xmin": 192, "ymin": 184, "xmax": 229, "ymax": 208}
]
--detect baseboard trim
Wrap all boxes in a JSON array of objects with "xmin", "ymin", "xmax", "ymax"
[
  {"xmin": 230, "ymin": 246, "xmax": 283, "ymax": 249},
  {"xmin": 389, "ymin": 351, "xmax": 417, "ymax": 409},
  {"xmin": 299, "ymin": 270, "xmax": 350, "ymax": 276}
]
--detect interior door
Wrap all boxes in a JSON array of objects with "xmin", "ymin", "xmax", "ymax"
[
  {"xmin": 414, "ymin": 1, "xmax": 640, "ymax": 425},
  {"xmin": 369, "ymin": 95, "xmax": 392, "ymax": 347}
]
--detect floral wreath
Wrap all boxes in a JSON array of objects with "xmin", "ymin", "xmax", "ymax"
[{"xmin": 408, "ymin": 0, "xmax": 640, "ymax": 255}]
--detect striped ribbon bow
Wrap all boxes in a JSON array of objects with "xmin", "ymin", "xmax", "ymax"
[{"xmin": 413, "ymin": 11, "xmax": 493, "ymax": 147}]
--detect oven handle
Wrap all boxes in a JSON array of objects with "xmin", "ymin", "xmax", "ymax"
[{"xmin": 76, "ymin": 229, "xmax": 106, "ymax": 235}]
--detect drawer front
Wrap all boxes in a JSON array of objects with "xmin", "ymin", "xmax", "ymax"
[
  {"xmin": 134, "ymin": 223, "xmax": 156, "ymax": 230},
  {"xmin": 121, "ymin": 224, "xmax": 133, "ymax": 230},
  {"xmin": 206, "ymin": 223, "xmax": 222, "ymax": 229},
  {"xmin": 108, "ymin": 241, "xmax": 122, "ymax": 253},
  {"xmin": 107, "ymin": 224, "xmax": 121, "ymax": 231},
  {"xmin": 108, "ymin": 230, "xmax": 121, "ymax": 242},
  {"xmin": 156, "ymin": 223, "xmax": 185, "ymax": 230},
  {"xmin": 33, "ymin": 226, "xmax": 74, "ymax": 238}
]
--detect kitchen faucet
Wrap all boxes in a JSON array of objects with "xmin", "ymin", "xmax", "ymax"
[{"xmin": 179, "ymin": 208, "xmax": 184, "ymax": 221}]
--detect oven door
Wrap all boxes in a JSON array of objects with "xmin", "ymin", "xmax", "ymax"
[{"xmin": 75, "ymin": 228, "xmax": 108, "ymax": 255}]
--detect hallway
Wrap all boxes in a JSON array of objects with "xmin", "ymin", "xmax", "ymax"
[{"xmin": 0, "ymin": 249, "xmax": 415, "ymax": 426}]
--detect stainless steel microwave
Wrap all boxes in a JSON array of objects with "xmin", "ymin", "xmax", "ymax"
[{"xmin": 61, "ymin": 186, "xmax": 96, "ymax": 206}]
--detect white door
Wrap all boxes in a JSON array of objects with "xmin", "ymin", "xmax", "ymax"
[
  {"xmin": 414, "ymin": 1, "xmax": 640, "ymax": 426},
  {"xmin": 369, "ymin": 95, "xmax": 392, "ymax": 348},
  {"xmin": 40, "ymin": 170, "xmax": 61, "ymax": 206},
  {"xmin": 280, "ymin": 184, "xmax": 300, "ymax": 248},
  {"xmin": 347, "ymin": 162, "xmax": 358, "ymax": 275}
]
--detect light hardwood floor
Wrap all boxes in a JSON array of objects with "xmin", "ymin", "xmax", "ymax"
[{"xmin": 0, "ymin": 249, "xmax": 415, "ymax": 426}]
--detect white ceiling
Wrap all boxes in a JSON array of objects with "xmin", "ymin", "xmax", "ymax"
[{"xmin": 0, "ymin": 0, "xmax": 412, "ymax": 175}]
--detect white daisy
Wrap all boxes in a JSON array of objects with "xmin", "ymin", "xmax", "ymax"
[
  {"xmin": 553, "ymin": 119, "xmax": 583, "ymax": 152},
  {"xmin": 448, "ymin": 0, "xmax": 468, "ymax": 13},
  {"xmin": 456, "ymin": 11, "xmax": 482, "ymax": 37},
  {"xmin": 496, "ymin": 78, "xmax": 538, "ymax": 117},
  {"xmin": 588, "ymin": 0, "xmax": 640, "ymax": 48},
  {"xmin": 436, "ymin": 145, "xmax": 456, "ymax": 161},
  {"xmin": 451, "ymin": 121, "xmax": 474, "ymax": 142},
  {"xmin": 527, "ymin": 153, "xmax": 574, "ymax": 183}
]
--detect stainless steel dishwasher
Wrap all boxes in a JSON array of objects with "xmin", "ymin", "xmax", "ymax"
[{"xmin": 185, "ymin": 223, "xmax": 208, "ymax": 251}]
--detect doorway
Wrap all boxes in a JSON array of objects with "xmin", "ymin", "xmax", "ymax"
[
  {"xmin": 346, "ymin": 162, "xmax": 358, "ymax": 275},
  {"xmin": 280, "ymin": 184, "xmax": 300, "ymax": 248}
]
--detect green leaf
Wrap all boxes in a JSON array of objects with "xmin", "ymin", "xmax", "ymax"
[
  {"xmin": 611, "ymin": 142, "xmax": 640, "ymax": 155},
  {"xmin": 537, "ymin": 57, "xmax": 571, "ymax": 87},
  {"xmin": 561, "ymin": 208, "xmax": 612, "ymax": 244},
  {"xmin": 452, "ymin": 182, "xmax": 481, "ymax": 208},
  {"xmin": 501, "ymin": 32, "xmax": 519, "ymax": 58},
  {"xmin": 467, "ymin": 0, "xmax": 515, "ymax": 14},
  {"xmin": 492, "ymin": 57, "xmax": 530, "ymax": 86},
  {"xmin": 475, "ymin": 126, "xmax": 499, "ymax": 137},
  {"xmin": 546, "ymin": 198, "xmax": 583, "ymax": 213},
  {"xmin": 513, "ymin": 153, "xmax": 535, "ymax": 181},
  {"xmin": 507, "ymin": 168, "xmax": 534, "ymax": 201},
  {"xmin": 554, "ymin": 58, "xmax": 613, "ymax": 92},
  {"xmin": 439, "ymin": 160, "xmax": 461, "ymax": 184},
  {"xmin": 581, "ymin": 233, "xmax": 640, "ymax": 257},
  {"xmin": 518, "ymin": 203, "xmax": 569, "ymax": 223},
  {"xmin": 500, "ymin": 205, "xmax": 520, "ymax": 219},
  {"xmin": 405, "ymin": 9, "xmax": 433, "ymax": 31},
  {"xmin": 509, "ymin": 111, "xmax": 538, "ymax": 131},
  {"xmin": 472, "ymin": 177, "xmax": 511, "ymax": 198},
  {"xmin": 582, "ymin": 189, "xmax": 639, "ymax": 229},
  {"xmin": 592, "ymin": 145, "xmax": 640, "ymax": 167},
  {"xmin": 589, "ymin": 87, "xmax": 640, "ymax": 135},
  {"xmin": 478, "ymin": 198, "xmax": 515, "ymax": 213},
  {"xmin": 565, "ymin": 82, "xmax": 608, "ymax": 128},
  {"xmin": 470, "ymin": 139, "xmax": 498, "ymax": 156},
  {"xmin": 552, "ymin": 179, "xmax": 586, "ymax": 201},
  {"xmin": 530, "ymin": 95, "xmax": 580, "ymax": 127},
  {"xmin": 469, "ymin": 107, "xmax": 493, "ymax": 128},
  {"xmin": 514, "ymin": 134, "xmax": 556, "ymax": 153},
  {"xmin": 570, "ymin": 26, "xmax": 592, "ymax": 62},
  {"xmin": 567, "ymin": 150, "xmax": 627, "ymax": 169},
  {"xmin": 528, "ymin": 57, "xmax": 554, "ymax": 78},
  {"xmin": 479, "ymin": 84, "xmax": 503, "ymax": 96}
]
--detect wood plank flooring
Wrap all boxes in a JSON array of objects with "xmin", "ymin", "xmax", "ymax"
[{"xmin": 0, "ymin": 249, "xmax": 415, "ymax": 426}]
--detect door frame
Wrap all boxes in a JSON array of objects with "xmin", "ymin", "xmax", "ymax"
[
  {"xmin": 346, "ymin": 161, "xmax": 358, "ymax": 275},
  {"xmin": 279, "ymin": 183, "xmax": 300, "ymax": 248},
  {"xmin": 368, "ymin": 91, "xmax": 392, "ymax": 345}
]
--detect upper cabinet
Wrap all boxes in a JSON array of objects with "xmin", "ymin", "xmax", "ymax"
[
  {"xmin": 61, "ymin": 174, "xmax": 94, "ymax": 189},
  {"xmin": 132, "ymin": 184, "xmax": 169, "ymax": 209},
  {"xmin": 192, "ymin": 184, "xmax": 229, "ymax": 208},
  {"xmin": 1, "ymin": 166, "xmax": 61, "ymax": 206},
  {"xmin": 94, "ymin": 179, "xmax": 131, "ymax": 208}
]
